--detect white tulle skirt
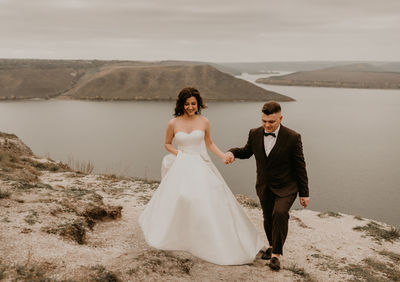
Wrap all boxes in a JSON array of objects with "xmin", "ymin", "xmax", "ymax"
[{"xmin": 139, "ymin": 151, "xmax": 264, "ymax": 265}]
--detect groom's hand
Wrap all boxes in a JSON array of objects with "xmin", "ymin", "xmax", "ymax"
[
  {"xmin": 223, "ymin": 152, "xmax": 235, "ymax": 164},
  {"xmin": 299, "ymin": 197, "xmax": 310, "ymax": 208}
]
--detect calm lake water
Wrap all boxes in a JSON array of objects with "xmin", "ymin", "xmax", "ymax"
[{"xmin": 1, "ymin": 73, "xmax": 400, "ymax": 227}]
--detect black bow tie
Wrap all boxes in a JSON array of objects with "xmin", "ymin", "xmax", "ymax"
[{"xmin": 264, "ymin": 132, "xmax": 276, "ymax": 137}]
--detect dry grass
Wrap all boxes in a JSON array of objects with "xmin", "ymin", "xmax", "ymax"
[
  {"xmin": 131, "ymin": 176, "xmax": 160, "ymax": 186},
  {"xmin": 67, "ymin": 157, "xmax": 94, "ymax": 174},
  {"xmin": 0, "ymin": 153, "xmax": 39, "ymax": 183},
  {"xmin": 318, "ymin": 211, "xmax": 342, "ymax": 218},
  {"xmin": 29, "ymin": 159, "xmax": 70, "ymax": 172},
  {"xmin": 284, "ymin": 264, "xmax": 316, "ymax": 282},
  {"xmin": 0, "ymin": 265, "xmax": 6, "ymax": 280},
  {"xmin": 81, "ymin": 204, "xmax": 123, "ymax": 221},
  {"xmin": 364, "ymin": 257, "xmax": 400, "ymax": 281},
  {"xmin": 13, "ymin": 181, "xmax": 53, "ymax": 191},
  {"xmin": 40, "ymin": 197, "xmax": 123, "ymax": 244},
  {"xmin": 353, "ymin": 221, "xmax": 400, "ymax": 242},
  {"xmin": 65, "ymin": 186, "xmax": 96, "ymax": 199},
  {"xmin": 91, "ymin": 265, "xmax": 120, "ymax": 282},
  {"xmin": 291, "ymin": 215, "xmax": 311, "ymax": 229},
  {"xmin": 354, "ymin": 215, "xmax": 364, "ymax": 221},
  {"xmin": 24, "ymin": 210, "xmax": 39, "ymax": 225},
  {"xmin": 0, "ymin": 189, "xmax": 11, "ymax": 199},
  {"xmin": 2, "ymin": 216, "xmax": 11, "ymax": 223},
  {"xmin": 345, "ymin": 256, "xmax": 400, "ymax": 281},
  {"xmin": 345, "ymin": 263, "xmax": 382, "ymax": 281},
  {"xmin": 137, "ymin": 194, "xmax": 152, "ymax": 205},
  {"xmin": 99, "ymin": 173, "xmax": 123, "ymax": 182},
  {"xmin": 235, "ymin": 194, "xmax": 261, "ymax": 209},
  {"xmin": 0, "ymin": 263, "xmax": 53, "ymax": 281},
  {"xmin": 1, "ymin": 141, "xmax": 70, "ymax": 185},
  {"xmin": 128, "ymin": 250, "xmax": 194, "ymax": 278},
  {"xmin": 13, "ymin": 181, "xmax": 36, "ymax": 190},
  {"xmin": 42, "ymin": 220, "xmax": 87, "ymax": 244},
  {"xmin": 40, "ymin": 189, "xmax": 122, "ymax": 244},
  {"xmin": 0, "ymin": 151, "xmax": 16, "ymax": 163},
  {"xmin": 0, "ymin": 149, "xmax": 24, "ymax": 164},
  {"xmin": 379, "ymin": 250, "xmax": 400, "ymax": 263}
]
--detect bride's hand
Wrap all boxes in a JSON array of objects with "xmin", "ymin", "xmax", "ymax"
[{"xmin": 222, "ymin": 152, "xmax": 234, "ymax": 164}]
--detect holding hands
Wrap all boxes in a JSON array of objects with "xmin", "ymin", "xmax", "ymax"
[{"xmin": 222, "ymin": 152, "xmax": 235, "ymax": 165}]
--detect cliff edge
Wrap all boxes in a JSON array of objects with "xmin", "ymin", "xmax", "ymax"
[{"xmin": 1, "ymin": 132, "xmax": 399, "ymax": 281}]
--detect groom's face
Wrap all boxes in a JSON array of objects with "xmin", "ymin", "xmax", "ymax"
[{"xmin": 262, "ymin": 112, "xmax": 282, "ymax": 133}]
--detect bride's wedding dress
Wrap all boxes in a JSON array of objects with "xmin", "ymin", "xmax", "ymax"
[{"xmin": 139, "ymin": 130, "xmax": 264, "ymax": 265}]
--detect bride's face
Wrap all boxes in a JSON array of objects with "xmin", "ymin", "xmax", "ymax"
[{"xmin": 184, "ymin": 96, "xmax": 198, "ymax": 116}]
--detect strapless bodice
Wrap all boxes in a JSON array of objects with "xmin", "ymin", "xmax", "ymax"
[
  {"xmin": 161, "ymin": 130, "xmax": 210, "ymax": 178},
  {"xmin": 175, "ymin": 130, "xmax": 207, "ymax": 154}
]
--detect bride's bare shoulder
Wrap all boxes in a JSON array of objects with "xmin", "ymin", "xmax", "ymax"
[
  {"xmin": 169, "ymin": 117, "xmax": 182, "ymax": 123},
  {"xmin": 199, "ymin": 115, "xmax": 209, "ymax": 122},
  {"xmin": 167, "ymin": 118, "xmax": 178, "ymax": 128},
  {"xmin": 199, "ymin": 115, "xmax": 210, "ymax": 125}
]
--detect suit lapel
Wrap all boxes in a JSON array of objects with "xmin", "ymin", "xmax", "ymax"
[
  {"xmin": 255, "ymin": 127, "xmax": 268, "ymax": 163},
  {"xmin": 267, "ymin": 125, "xmax": 287, "ymax": 162}
]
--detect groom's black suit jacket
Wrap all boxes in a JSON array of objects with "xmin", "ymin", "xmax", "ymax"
[{"xmin": 229, "ymin": 125, "xmax": 309, "ymax": 199}]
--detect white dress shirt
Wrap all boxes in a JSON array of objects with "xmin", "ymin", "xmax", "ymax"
[{"xmin": 264, "ymin": 125, "xmax": 280, "ymax": 157}]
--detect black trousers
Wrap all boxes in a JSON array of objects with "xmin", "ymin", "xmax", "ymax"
[{"xmin": 259, "ymin": 188, "xmax": 297, "ymax": 255}]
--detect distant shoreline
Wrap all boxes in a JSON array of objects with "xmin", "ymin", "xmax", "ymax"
[
  {"xmin": 0, "ymin": 96, "xmax": 296, "ymax": 102},
  {"xmin": 255, "ymin": 80, "xmax": 400, "ymax": 90},
  {"xmin": 255, "ymin": 63, "xmax": 400, "ymax": 89}
]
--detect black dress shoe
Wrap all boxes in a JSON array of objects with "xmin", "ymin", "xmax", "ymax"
[
  {"xmin": 269, "ymin": 257, "xmax": 280, "ymax": 271},
  {"xmin": 261, "ymin": 248, "xmax": 272, "ymax": 260}
]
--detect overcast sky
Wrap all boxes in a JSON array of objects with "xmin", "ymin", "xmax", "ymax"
[{"xmin": 1, "ymin": 0, "xmax": 399, "ymax": 62}]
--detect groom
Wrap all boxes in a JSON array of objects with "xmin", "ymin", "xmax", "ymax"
[{"xmin": 224, "ymin": 101, "xmax": 310, "ymax": 271}]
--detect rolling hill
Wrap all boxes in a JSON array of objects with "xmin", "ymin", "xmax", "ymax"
[
  {"xmin": 218, "ymin": 61, "xmax": 400, "ymax": 75},
  {"xmin": 62, "ymin": 64, "xmax": 292, "ymax": 101},
  {"xmin": 0, "ymin": 59, "xmax": 292, "ymax": 101},
  {"xmin": 256, "ymin": 63, "xmax": 400, "ymax": 89}
]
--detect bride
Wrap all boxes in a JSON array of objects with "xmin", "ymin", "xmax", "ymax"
[{"xmin": 139, "ymin": 87, "xmax": 264, "ymax": 265}]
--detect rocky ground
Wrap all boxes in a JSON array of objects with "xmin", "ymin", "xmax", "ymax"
[{"xmin": 1, "ymin": 132, "xmax": 400, "ymax": 281}]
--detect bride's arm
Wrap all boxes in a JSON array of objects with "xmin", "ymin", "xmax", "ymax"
[
  {"xmin": 204, "ymin": 118, "xmax": 225, "ymax": 161},
  {"xmin": 164, "ymin": 119, "xmax": 179, "ymax": 156}
]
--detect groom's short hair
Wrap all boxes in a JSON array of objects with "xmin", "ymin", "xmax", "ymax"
[{"xmin": 262, "ymin": 101, "xmax": 281, "ymax": 115}]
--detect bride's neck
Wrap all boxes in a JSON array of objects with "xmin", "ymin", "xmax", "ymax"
[{"xmin": 182, "ymin": 114, "xmax": 198, "ymax": 120}]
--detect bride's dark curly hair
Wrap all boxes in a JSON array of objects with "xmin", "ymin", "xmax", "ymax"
[{"xmin": 174, "ymin": 87, "xmax": 207, "ymax": 117}]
